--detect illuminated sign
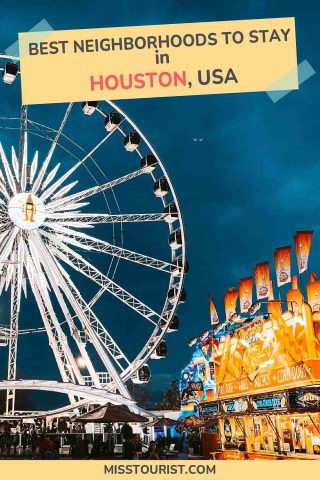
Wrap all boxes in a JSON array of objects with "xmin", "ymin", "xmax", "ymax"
[
  {"xmin": 213, "ymin": 307, "xmax": 320, "ymax": 399},
  {"xmin": 221, "ymin": 397, "xmax": 249, "ymax": 414},
  {"xmin": 251, "ymin": 393, "xmax": 287, "ymax": 411},
  {"xmin": 288, "ymin": 389, "xmax": 320, "ymax": 410},
  {"xmin": 201, "ymin": 403, "xmax": 219, "ymax": 416}
]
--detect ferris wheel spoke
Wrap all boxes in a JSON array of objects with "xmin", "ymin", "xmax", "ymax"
[
  {"xmin": 42, "ymin": 224, "xmax": 172, "ymax": 273},
  {"xmin": 30, "ymin": 235, "xmax": 132, "ymax": 400},
  {"xmin": 48, "ymin": 238, "xmax": 161, "ymax": 326},
  {"xmin": 39, "ymin": 121, "xmax": 124, "ymax": 203},
  {"xmin": 0, "ymin": 173, "xmax": 10, "ymax": 200},
  {"xmin": 29, "ymin": 282, "xmax": 80, "ymax": 388},
  {"xmin": 18, "ymin": 106, "xmax": 27, "ymax": 159},
  {"xmin": 31, "ymin": 231, "xmax": 131, "ymax": 378},
  {"xmin": 32, "ymin": 103, "xmax": 73, "ymax": 194},
  {"xmin": 53, "ymin": 287, "xmax": 131, "ymax": 396},
  {"xmin": 46, "ymin": 212, "xmax": 168, "ymax": 224},
  {"xmin": 0, "ymin": 143, "xmax": 17, "ymax": 195},
  {"xmin": 24, "ymin": 245, "xmax": 85, "ymax": 404},
  {"xmin": 26, "ymin": 232, "xmax": 51, "ymax": 292},
  {"xmin": 4, "ymin": 234, "xmax": 23, "ymax": 293},
  {"xmin": 46, "ymin": 169, "xmax": 144, "ymax": 213},
  {"xmin": 27, "ymin": 234, "xmax": 103, "ymax": 389},
  {"xmin": 0, "ymin": 227, "xmax": 19, "ymax": 274},
  {"xmin": 18, "ymin": 105, "xmax": 28, "ymax": 192},
  {"xmin": 56, "ymin": 260, "xmax": 131, "ymax": 374}
]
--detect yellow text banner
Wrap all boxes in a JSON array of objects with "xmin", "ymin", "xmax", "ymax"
[
  {"xmin": 19, "ymin": 18, "xmax": 298, "ymax": 105},
  {"xmin": 0, "ymin": 459, "xmax": 320, "ymax": 479}
]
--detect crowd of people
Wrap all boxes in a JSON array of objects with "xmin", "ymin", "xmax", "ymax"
[
  {"xmin": 0, "ymin": 431, "xmax": 165, "ymax": 460},
  {"xmin": 0, "ymin": 421, "xmax": 174, "ymax": 460},
  {"xmin": 121, "ymin": 424, "xmax": 164, "ymax": 460},
  {"xmin": 0, "ymin": 430, "xmax": 61, "ymax": 459}
]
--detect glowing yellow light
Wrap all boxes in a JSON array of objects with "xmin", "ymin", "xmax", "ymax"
[{"xmin": 77, "ymin": 357, "xmax": 86, "ymax": 369}]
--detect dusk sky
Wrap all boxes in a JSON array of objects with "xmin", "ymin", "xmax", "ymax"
[{"xmin": 0, "ymin": 0, "xmax": 319, "ymax": 407}]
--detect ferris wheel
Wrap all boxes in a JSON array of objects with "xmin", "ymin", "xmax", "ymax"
[{"xmin": 0, "ymin": 54, "xmax": 187, "ymax": 417}]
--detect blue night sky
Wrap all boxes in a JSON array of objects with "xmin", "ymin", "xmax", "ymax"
[{"xmin": 0, "ymin": 1, "xmax": 319, "ymax": 406}]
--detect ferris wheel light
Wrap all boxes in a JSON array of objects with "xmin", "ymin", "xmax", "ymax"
[{"xmin": 77, "ymin": 357, "xmax": 86, "ymax": 369}]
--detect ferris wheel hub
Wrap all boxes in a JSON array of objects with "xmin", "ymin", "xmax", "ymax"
[{"xmin": 8, "ymin": 192, "xmax": 46, "ymax": 230}]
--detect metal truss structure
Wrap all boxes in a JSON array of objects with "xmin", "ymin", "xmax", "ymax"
[{"xmin": 0, "ymin": 54, "xmax": 186, "ymax": 418}]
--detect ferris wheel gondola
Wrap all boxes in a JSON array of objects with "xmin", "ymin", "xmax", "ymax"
[
  {"xmin": 140, "ymin": 154, "xmax": 158, "ymax": 173},
  {"xmin": 154, "ymin": 177, "xmax": 170, "ymax": 197},
  {"xmin": 150, "ymin": 340, "xmax": 168, "ymax": 359},
  {"xmin": 82, "ymin": 101, "xmax": 99, "ymax": 115},
  {"xmin": 104, "ymin": 112, "xmax": 121, "ymax": 132},
  {"xmin": 124, "ymin": 131, "xmax": 141, "ymax": 152},
  {"xmin": 169, "ymin": 228, "xmax": 183, "ymax": 249},
  {"xmin": 2, "ymin": 61, "xmax": 18, "ymax": 85},
  {"xmin": 168, "ymin": 285, "xmax": 187, "ymax": 305}
]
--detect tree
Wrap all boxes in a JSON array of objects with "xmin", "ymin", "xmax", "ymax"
[
  {"xmin": 156, "ymin": 380, "xmax": 180, "ymax": 410},
  {"xmin": 127, "ymin": 381, "xmax": 153, "ymax": 409}
]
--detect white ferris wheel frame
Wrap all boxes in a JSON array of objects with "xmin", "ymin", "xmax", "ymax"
[{"xmin": 0, "ymin": 53, "xmax": 187, "ymax": 418}]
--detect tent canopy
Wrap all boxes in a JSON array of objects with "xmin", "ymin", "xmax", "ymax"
[
  {"xmin": 75, "ymin": 403, "xmax": 149, "ymax": 423},
  {"xmin": 144, "ymin": 417, "xmax": 180, "ymax": 428}
]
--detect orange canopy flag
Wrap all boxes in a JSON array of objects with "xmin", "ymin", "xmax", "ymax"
[
  {"xmin": 224, "ymin": 287, "xmax": 238, "ymax": 321},
  {"xmin": 294, "ymin": 230, "xmax": 313, "ymax": 274},
  {"xmin": 208, "ymin": 294, "xmax": 219, "ymax": 325},
  {"xmin": 306, "ymin": 281, "xmax": 320, "ymax": 312},
  {"xmin": 274, "ymin": 246, "xmax": 291, "ymax": 287},
  {"xmin": 287, "ymin": 274, "xmax": 303, "ymax": 313},
  {"xmin": 254, "ymin": 262, "xmax": 270, "ymax": 299},
  {"xmin": 239, "ymin": 277, "xmax": 253, "ymax": 313}
]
